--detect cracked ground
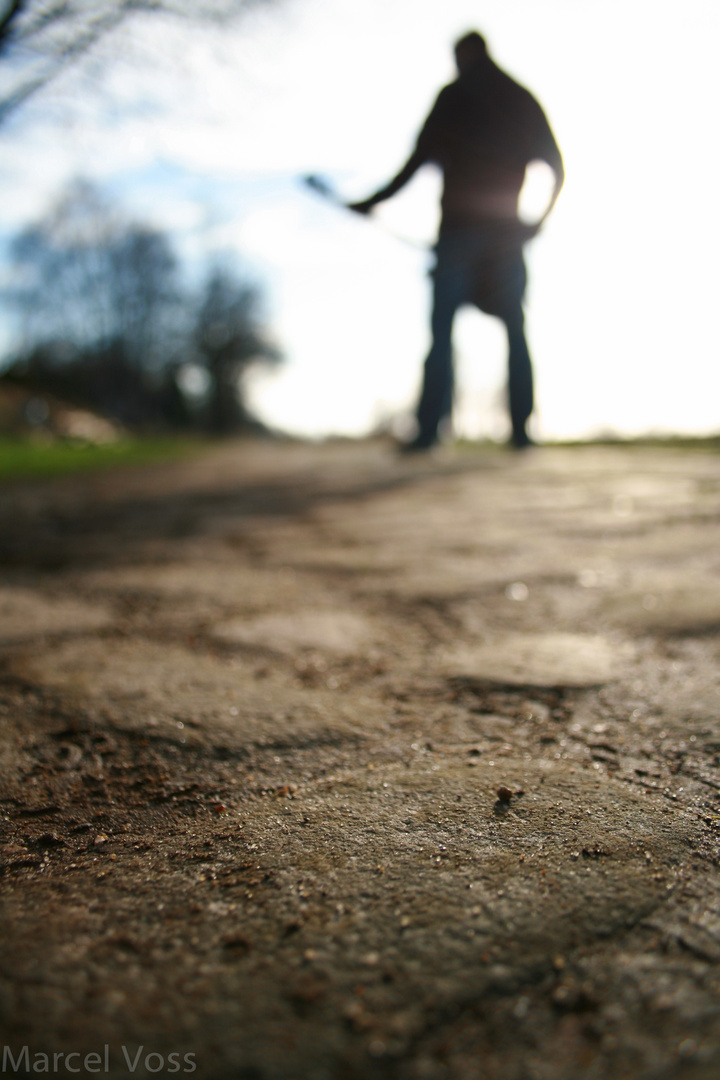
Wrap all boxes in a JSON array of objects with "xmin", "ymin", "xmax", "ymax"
[{"xmin": 1, "ymin": 438, "xmax": 720, "ymax": 1080}]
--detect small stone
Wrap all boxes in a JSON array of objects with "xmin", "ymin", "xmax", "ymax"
[
  {"xmin": 653, "ymin": 994, "xmax": 674, "ymax": 1012},
  {"xmin": 497, "ymin": 786, "xmax": 513, "ymax": 803},
  {"xmin": 551, "ymin": 983, "xmax": 581, "ymax": 1009},
  {"xmin": 94, "ymin": 834, "xmax": 108, "ymax": 846},
  {"xmin": 36, "ymin": 832, "xmax": 66, "ymax": 849},
  {"xmin": 223, "ymin": 937, "xmax": 252, "ymax": 954}
]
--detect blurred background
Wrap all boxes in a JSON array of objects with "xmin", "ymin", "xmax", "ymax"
[{"xmin": 0, "ymin": 0, "xmax": 718, "ymax": 447}]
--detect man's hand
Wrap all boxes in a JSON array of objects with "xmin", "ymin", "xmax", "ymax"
[
  {"xmin": 345, "ymin": 151, "xmax": 424, "ymax": 217},
  {"xmin": 346, "ymin": 199, "xmax": 375, "ymax": 215},
  {"xmin": 515, "ymin": 221, "xmax": 541, "ymax": 244}
]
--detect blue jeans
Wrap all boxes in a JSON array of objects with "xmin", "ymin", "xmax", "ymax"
[{"xmin": 416, "ymin": 226, "xmax": 533, "ymax": 445}]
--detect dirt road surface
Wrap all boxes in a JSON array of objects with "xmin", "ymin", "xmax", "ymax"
[{"xmin": 1, "ymin": 438, "xmax": 720, "ymax": 1080}]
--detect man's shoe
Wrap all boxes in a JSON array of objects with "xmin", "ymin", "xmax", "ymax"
[
  {"xmin": 398, "ymin": 433, "xmax": 438, "ymax": 454},
  {"xmin": 511, "ymin": 429, "xmax": 535, "ymax": 450}
]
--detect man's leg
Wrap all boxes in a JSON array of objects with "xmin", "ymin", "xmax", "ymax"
[
  {"xmin": 504, "ymin": 304, "xmax": 534, "ymax": 447},
  {"xmin": 413, "ymin": 255, "xmax": 465, "ymax": 448}
]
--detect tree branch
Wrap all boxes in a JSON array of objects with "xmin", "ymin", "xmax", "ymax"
[
  {"xmin": 0, "ymin": 0, "xmax": 25, "ymax": 48},
  {"xmin": 0, "ymin": 0, "xmax": 260, "ymax": 124}
]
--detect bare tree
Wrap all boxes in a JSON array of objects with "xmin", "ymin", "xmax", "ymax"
[
  {"xmin": 10, "ymin": 179, "xmax": 181, "ymax": 364},
  {"xmin": 5, "ymin": 179, "xmax": 281, "ymax": 431},
  {"xmin": 195, "ymin": 265, "xmax": 280, "ymax": 433},
  {"xmin": 0, "ymin": 0, "xmax": 264, "ymax": 123}
]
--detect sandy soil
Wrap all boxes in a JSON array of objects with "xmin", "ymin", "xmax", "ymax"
[{"xmin": 1, "ymin": 437, "xmax": 720, "ymax": 1080}]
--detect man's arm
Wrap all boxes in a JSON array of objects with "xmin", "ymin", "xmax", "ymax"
[
  {"xmin": 347, "ymin": 86, "xmax": 450, "ymax": 214},
  {"xmin": 346, "ymin": 148, "xmax": 425, "ymax": 215}
]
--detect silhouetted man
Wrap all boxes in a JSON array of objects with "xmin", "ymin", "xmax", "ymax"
[{"xmin": 349, "ymin": 32, "xmax": 564, "ymax": 449}]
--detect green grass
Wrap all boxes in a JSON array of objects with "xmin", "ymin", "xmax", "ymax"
[{"xmin": 0, "ymin": 436, "xmax": 205, "ymax": 481}]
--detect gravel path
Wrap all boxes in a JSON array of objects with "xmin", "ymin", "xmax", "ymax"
[{"xmin": 1, "ymin": 438, "xmax": 720, "ymax": 1080}]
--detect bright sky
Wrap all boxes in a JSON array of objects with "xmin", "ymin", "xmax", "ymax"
[{"xmin": 1, "ymin": 0, "xmax": 719, "ymax": 441}]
